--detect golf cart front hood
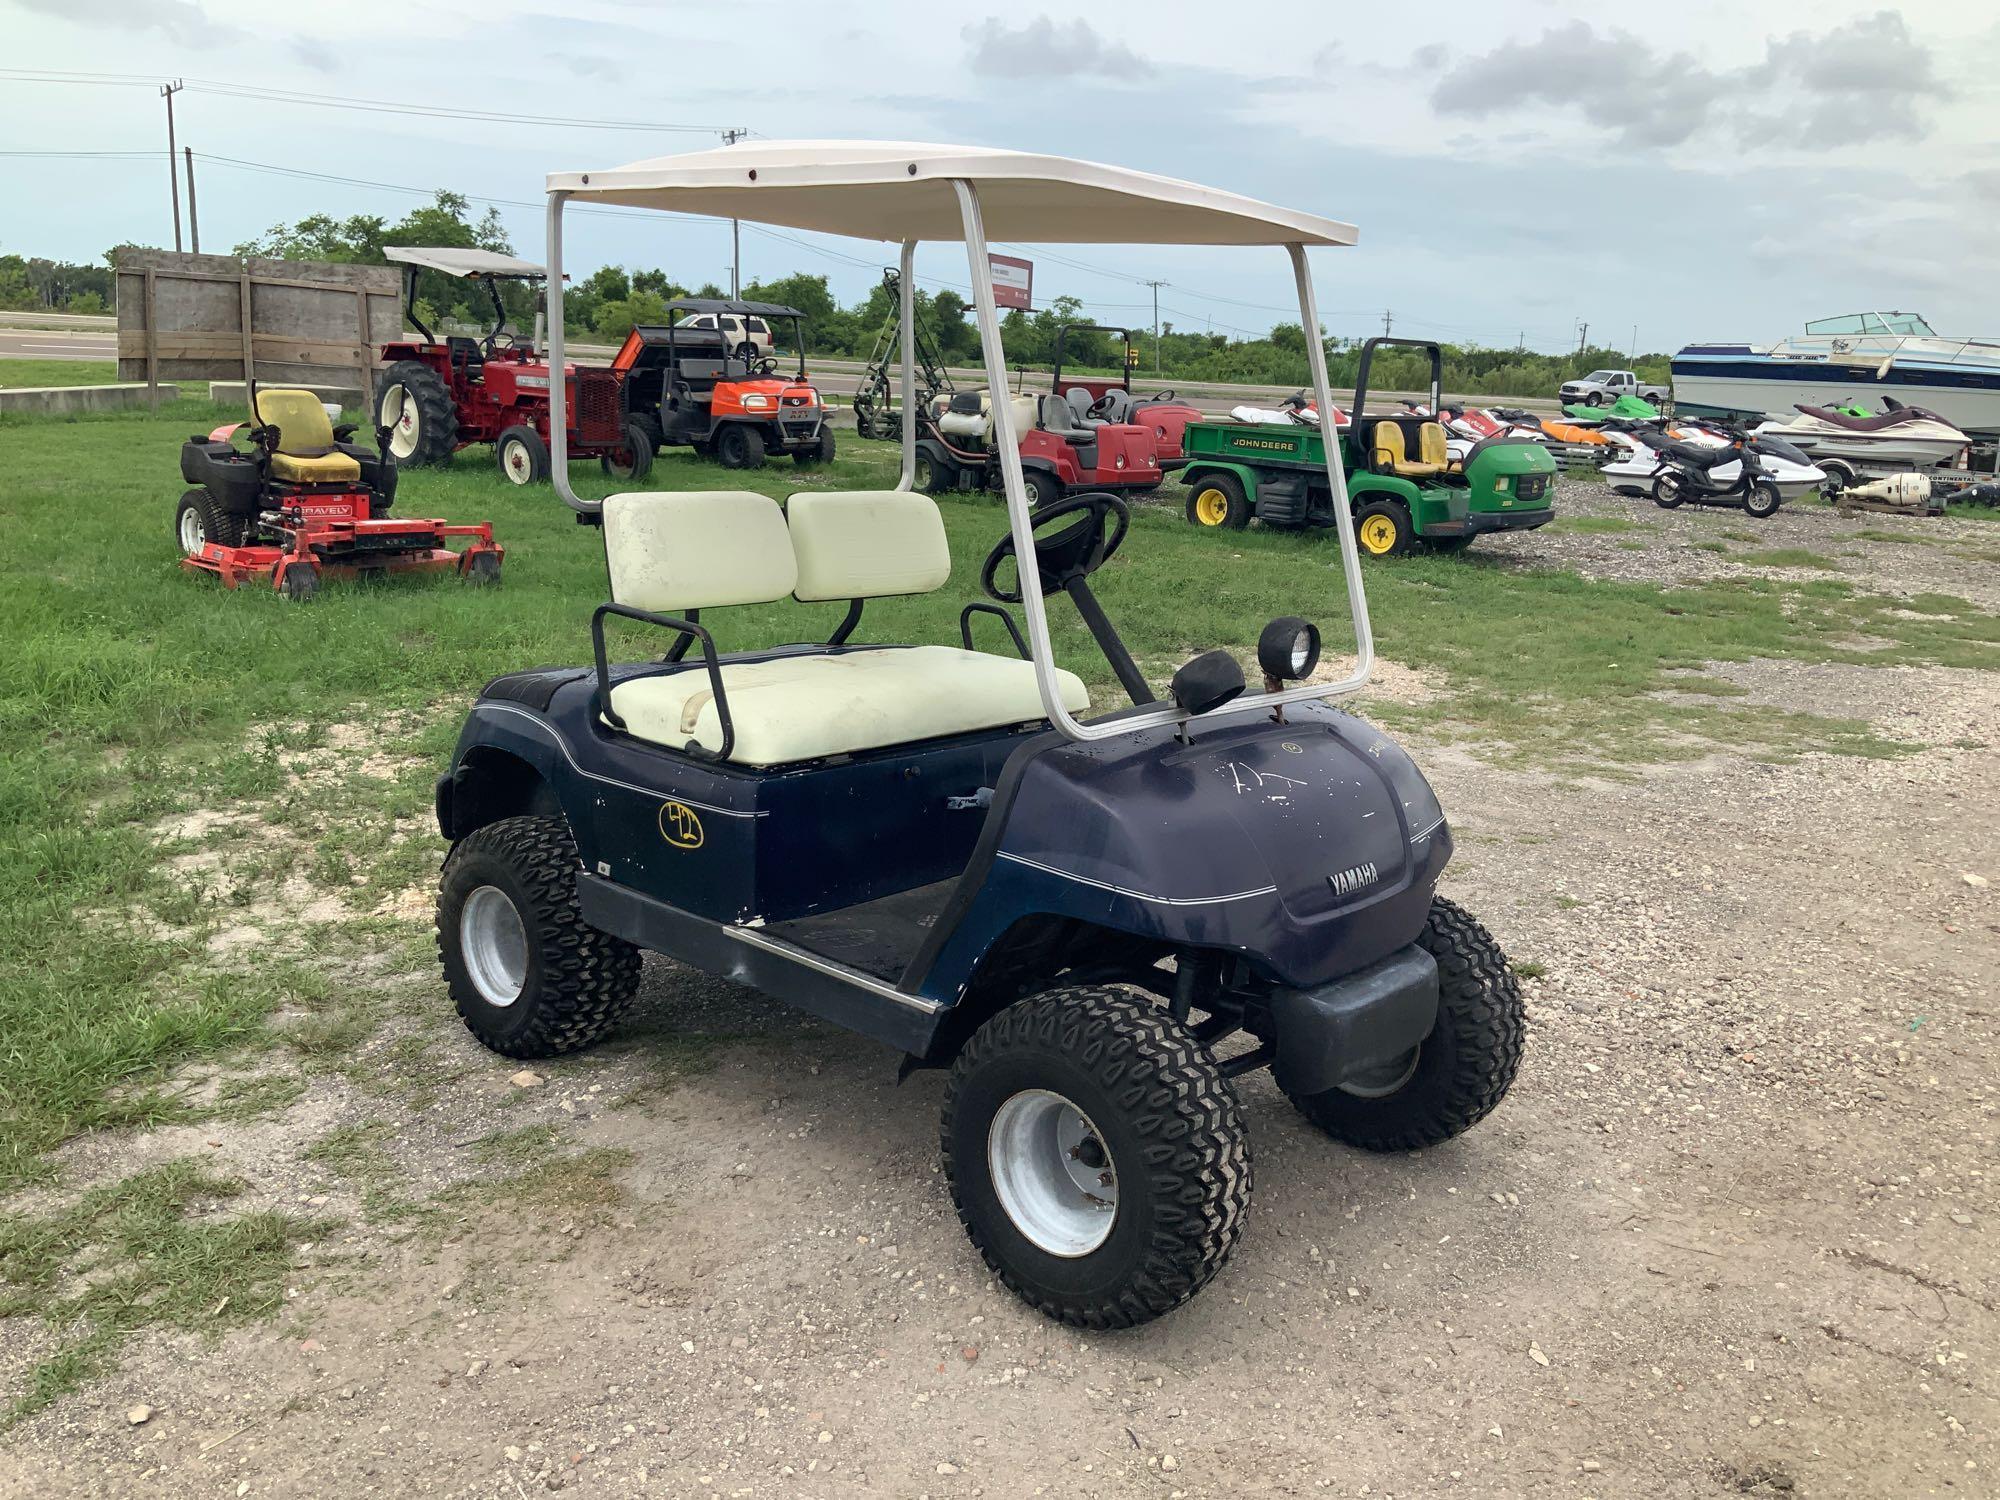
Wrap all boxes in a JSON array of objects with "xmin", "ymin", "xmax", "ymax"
[{"xmin": 971, "ymin": 701, "xmax": 1448, "ymax": 990}]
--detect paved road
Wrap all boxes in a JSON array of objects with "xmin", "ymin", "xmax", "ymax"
[{"xmin": 0, "ymin": 321, "xmax": 1559, "ymax": 418}]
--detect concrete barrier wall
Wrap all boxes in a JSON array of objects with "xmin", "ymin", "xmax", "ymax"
[{"xmin": 0, "ymin": 383, "xmax": 176, "ymax": 415}]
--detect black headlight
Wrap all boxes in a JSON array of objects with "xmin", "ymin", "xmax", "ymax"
[
  {"xmin": 1257, "ymin": 616, "xmax": 1321, "ymax": 682},
  {"xmin": 1169, "ymin": 649, "xmax": 1246, "ymax": 716}
]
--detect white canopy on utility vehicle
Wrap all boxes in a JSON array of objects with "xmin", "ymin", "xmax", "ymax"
[
  {"xmin": 545, "ymin": 140, "xmax": 1358, "ymax": 248},
  {"xmin": 383, "ymin": 246, "xmax": 546, "ymax": 279}
]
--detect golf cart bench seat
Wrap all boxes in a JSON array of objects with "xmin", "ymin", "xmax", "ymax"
[
  {"xmin": 254, "ymin": 388, "xmax": 363, "ymax": 485},
  {"xmin": 601, "ymin": 489, "xmax": 1088, "ymax": 767}
]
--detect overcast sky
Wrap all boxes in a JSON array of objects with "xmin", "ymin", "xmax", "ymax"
[{"xmin": 3, "ymin": 0, "xmax": 1995, "ymax": 353}]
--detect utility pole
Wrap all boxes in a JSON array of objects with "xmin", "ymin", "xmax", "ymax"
[
  {"xmin": 161, "ymin": 79, "xmax": 184, "ymax": 252},
  {"xmin": 1144, "ymin": 279, "xmax": 1166, "ymax": 373},
  {"xmin": 1575, "ymin": 320, "xmax": 1589, "ymax": 355},
  {"xmin": 183, "ymin": 147, "xmax": 200, "ymax": 254},
  {"xmin": 1382, "ymin": 309, "xmax": 1393, "ymax": 337},
  {"xmin": 719, "ymin": 127, "xmax": 748, "ymax": 297}
]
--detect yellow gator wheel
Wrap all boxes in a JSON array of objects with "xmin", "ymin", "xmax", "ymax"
[
  {"xmin": 1355, "ymin": 499, "xmax": 1413, "ymax": 558},
  {"xmin": 1184, "ymin": 472, "xmax": 1249, "ymax": 530}
]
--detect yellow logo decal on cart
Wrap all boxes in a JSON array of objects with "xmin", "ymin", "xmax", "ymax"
[{"xmin": 659, "ymin": 800, "xmax": 704, "ymax": 850}]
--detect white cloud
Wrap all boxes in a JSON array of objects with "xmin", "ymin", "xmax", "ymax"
[{"xmin": 963, "ymin": 17, "xmax": 1153, "ymax": 81}]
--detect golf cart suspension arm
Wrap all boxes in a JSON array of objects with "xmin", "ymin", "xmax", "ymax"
[
  {"xmin": 959, "ymin": 603, "xmax": 1030, "ymax": 660},
  {"xmin": 590, "ymin": 602, "xmax": 735, "ymax": 762}
]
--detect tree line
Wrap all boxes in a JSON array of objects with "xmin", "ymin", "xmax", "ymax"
[{"xmin": 4, "ymin": 192, "xmax": 1671, "ymax": 396}]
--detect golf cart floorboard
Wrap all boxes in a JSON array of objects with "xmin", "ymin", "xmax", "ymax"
[{"xmin": 762, "ymin": 878, "xmax": 959, "ymax": 981}]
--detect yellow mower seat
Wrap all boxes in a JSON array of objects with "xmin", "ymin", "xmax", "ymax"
[
  {"xmin": 1370, "ymin": 420, "xmax": 1447, "ymax": 479},
  {"xmin": 255, "ymin": 388, "xmax": 362, "ymax": 485}
]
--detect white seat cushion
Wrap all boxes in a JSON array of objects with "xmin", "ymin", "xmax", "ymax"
[
  {"xmin": 604, "ymin": 490, "xmax": 796, "ymax": 611},
  {"xmin": 787, "ymin": 490, "xmax": 951, "ymax": 601},
  {"xmin": 607, "ymin": 646, "xmax": 1090, "ymax": 767}
]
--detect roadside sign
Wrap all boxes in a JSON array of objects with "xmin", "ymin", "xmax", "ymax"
[{"xmin": 988, "ymin": 254, "xmax": 1033, "ymax": 312}]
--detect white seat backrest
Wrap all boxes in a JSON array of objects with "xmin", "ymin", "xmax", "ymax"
[
  {"xmin": 786, "ymin": 490, "xmax": 950, "ymax": 602},
  {"xmin": 603, "ymin": 490, "xmax": 797, "ymax": 612}
]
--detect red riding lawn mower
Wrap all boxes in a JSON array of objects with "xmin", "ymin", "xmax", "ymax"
[
  {"xmin": 177, "ymin": 387, "xmax": 501, "ymax": 600},
  {"xmin": 1048, "ymin": 323, "xmax": 1204, "ymax": 459},
  {"xmin": 373, "ymin": 247, "xmax": 654, "ymax": 486}
]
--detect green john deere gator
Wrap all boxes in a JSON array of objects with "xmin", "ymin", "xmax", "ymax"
[{"xmin": 1180, "ymin": 337, "xmax": 1558, "ymax": 556}]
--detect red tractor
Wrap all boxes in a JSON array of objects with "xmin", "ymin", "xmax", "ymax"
[
  {"xmin": 1048, "ymin": 323, "xmax": 1204, "ymax": 459},
  {"xmin": 373, "ymin": 247, "xmax": 654, "ymax": 486}
]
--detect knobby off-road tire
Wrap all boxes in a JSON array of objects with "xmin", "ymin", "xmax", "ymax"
[
  {"xmin": 378, "ymin": 361, "xmax": 458, "ymax": 467},
  {"xmin": 438, "ymin": 815, "xmax": 642, "ymax": 1059},
  {"xmin": 1283, "ymin": 896, "xmax": 1524, "ymax": 1152},
  {"xmin": 942, "ymin": 986, "xmax": 1252, "ymax": 1329}
]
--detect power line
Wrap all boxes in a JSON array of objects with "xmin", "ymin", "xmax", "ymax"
[{"xmin": 0, "ymin": 69, "xmax": 742, "ymax": 134}]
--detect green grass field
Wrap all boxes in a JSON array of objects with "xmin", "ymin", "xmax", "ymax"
[
  {"xmin": 0, "ymin": 392, "xmax": 1994, "ymax": 1416},
  {"xmin": 0, "ymin": 357, "xmax": 126, "ymax": 389}
]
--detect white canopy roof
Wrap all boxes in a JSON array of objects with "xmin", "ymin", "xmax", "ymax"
[
  {"xmin": 545, "ymin": 140, "xmax": 1357, "ymax": 247},
  {"xmin": 384, "ymin": 246, "xmax": 546, "ymax": 279}
]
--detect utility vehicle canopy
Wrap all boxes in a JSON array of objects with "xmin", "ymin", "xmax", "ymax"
[
  {"xmin": 667, "ymin": 297, "xmax": 804, "ymax": 319},
  {"xmin": 547, "ymin": 140, "xmax": 1358, "ymax": 246},
  {"xmin": 383, "ymin": 246, "xmax": 547, "ymax": 280},
  {"xmin": 542, "ymin": 138, "xmax": 1372, "ymax": 743}
]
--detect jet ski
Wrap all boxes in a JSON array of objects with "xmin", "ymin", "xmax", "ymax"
[
  {"xmin": 1752, "ymin": 398, "xmax": 1968, "ymax": 469},
  {"xmin": 1562, "ymin": 393, "xmax": 1661, "ymax": 423},
  {"xmin": 1602, "ymin": 421, "xmax": 1825, "ymax": 502},
  {"xmin": 1227, "ymin": 390, "xmax": 1348, "ymax": 427}
]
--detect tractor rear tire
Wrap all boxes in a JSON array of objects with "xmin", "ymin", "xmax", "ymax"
[
  {"xmin": 942, "ymin": 986, "xmax": 1252, "ymax": 1329},
  {"xmin": 495, "ymin": 426, "xmax": 549, "ymax": 486},
  {"xmin": 1281, "ymin": 896, "xmax": 1524, "ymax": 1152},
  {"xmin": 600, "ymin": 421, "xmax": 655, "ymax": 483},
  {"xmin": 438, "ymin": 815, "xmax": 643, "ymax": 1060},
  {"xmin": 793, "ymin": 428, "xmax": 836, "ymax": 467},
  {"xmin": 377, "ymin": 361, "xmax": 458, "ymax": 467},
  {"xmin": 715, "ymin": 424, "xmax": 766, "ymax": 470},
  {"xmin": 176, "ymin": 488, "xmax": 244, "ymax": 554}
]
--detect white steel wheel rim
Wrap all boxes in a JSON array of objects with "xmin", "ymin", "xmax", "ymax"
[
  {"xmin": 383, "ymin": 386, "xmax": 420, "ymax": 459},
  {"xmin": 179, "ymin": 505, "xmax": 205, "ymax": 554},
  {"xmin": 987, "ymin": 1089, "xmax": 1118, "ymax": 1257},
  {"xmin": 501, "ymin": 439, "xmax": 533, "ymax": 484},
  {"xmin": 460, "ymin": 885, "xmax": 529, "ymax": 1008}
]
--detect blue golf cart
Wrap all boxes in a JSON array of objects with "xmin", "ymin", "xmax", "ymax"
[{"xmin": 431, "ymin": 142, "xmax": 1524, "ymax": 1328}]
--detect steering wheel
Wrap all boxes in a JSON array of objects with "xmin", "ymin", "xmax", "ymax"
[
  {"xmin": 486, "ymin": 332, "xmax": 516, "ymax": 352},
  {"xmin": 1150, "ymin": 389, "xmax": 1177, "ymax": 403},
  {"xmin": 1086, "ymin": 392, "xmax": 1117, "ymax": 420},
  {"xmin": 980, "ymin": 491, "xmax": 1130, "ymax": 604},
  {"xmin": 753, "ymin": 356, "xmax": 779, "ymax": 376}
]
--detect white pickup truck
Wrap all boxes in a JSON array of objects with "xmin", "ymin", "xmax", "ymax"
[{"xmin": 1559, "ymin": 368, "xmax": 1667, "ymax": 407}]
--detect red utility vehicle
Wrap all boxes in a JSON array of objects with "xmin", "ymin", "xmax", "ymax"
[
  {"xmin": 177, "ymin": 388, "xmax": 501, "ymax": 600},
  {"xmin": 373, "ymin": 247, "xmax": 654, "ymax": 486},
  {"xmin": 1048, "ymin": 323, "xmax": 1205, "ymax": 459},
  {"xmin": 915, "ymin": 381, "xmax": 1184, "ymax": 506}
]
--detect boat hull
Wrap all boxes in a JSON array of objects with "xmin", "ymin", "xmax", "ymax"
[{"xmin": 1672, "ymin": 356, "xmax": 2000, "ymax": 439}]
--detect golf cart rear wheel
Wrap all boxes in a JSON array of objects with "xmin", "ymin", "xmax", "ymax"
[
  {"xmin": 601, "ymin": 420, "xmax": 655, "ymax": 482},
  {"xmin": 1185, "ymin": 473, "xmax": 1250, "ymax": 530},
  {"xmin": 377, "ymin": 361, "xmax": 458, "ymax": 467},
  {"xmin": 438, "ymin": 815, "xmax": 642, "ymax": 1059},
  {"xmin": 1282, "ymin": 896, "xmax": 1524, "ymax": 1152},
  {"xmin": 1356, "ymin": 499, "xmax": 1415, "ymax": 557},
  {"xmin": 176, "ymin": 488, "xmax": 244, "ymax": 554},
  {"xmin": 495, "ymin": 426, "xmax": 549, "ymax": 486},
  {"xmin": 793, "ymin": 428, "xmax": 836, "ymax": 467},
  {"xmin": 1745, "ymin": 480, "xmax": 1782, "ymax": 518},
  {"xmin": 942, "ymin": 986, "xmax": 1252, "ymax": 1329},
  {"xmin": 715, "ymin": 424, "xmax": 766, "ymax": 470}
]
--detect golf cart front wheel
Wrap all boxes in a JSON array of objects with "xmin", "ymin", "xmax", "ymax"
[
  {"xmin": 1282, "ymin": 896, "xmax": 1524, "ymax": 1152},
  {"xmin": 1745, "ymin": 480, "xmax": 1782, "ymax": 519},
  {"xmin": 438, "ymin": 815, "xmax": 642, "ymax": 1059},
  {"xmin": 1356, "ymin": 499, "xmax": 1415, "ymax": 557},
  {"xmin": 942, "ymin": 986, "xmax": 1252, "ymax": 1329}
]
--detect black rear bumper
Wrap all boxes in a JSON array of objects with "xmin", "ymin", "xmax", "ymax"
[{"xmin": 1427, "ymin": 507, "xmax": 1555, "ymax": 538}]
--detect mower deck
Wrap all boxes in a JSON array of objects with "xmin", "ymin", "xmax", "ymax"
[{"xmin": 183, "ymin": 519, "xmax": 501, "ymax": 590}]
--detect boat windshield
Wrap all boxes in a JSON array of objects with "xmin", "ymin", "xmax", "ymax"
[{"xmin": 1805, "ymin": 312, "xmax": 1936, "ymax": 338}]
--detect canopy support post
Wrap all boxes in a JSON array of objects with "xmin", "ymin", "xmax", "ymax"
[
  {"xmin": 545, "ymin": 190, "xmax": 593, "ymax": 517},
  {"xmin": 896, "ymin": 239, "xmax": 917, "ymax": 492},
  {"xmin": 1288, "ymin": 241, "xmax": 1374, "ymax": 691}
]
